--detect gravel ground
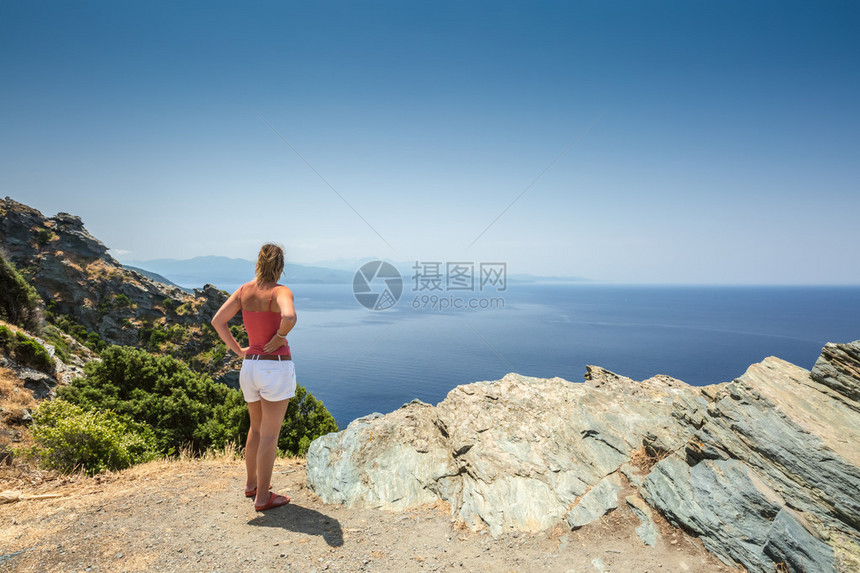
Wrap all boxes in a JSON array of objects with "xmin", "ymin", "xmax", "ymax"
[{"xmin": 0, "ymin": 457, "xmax": 740, "ymax": 572}]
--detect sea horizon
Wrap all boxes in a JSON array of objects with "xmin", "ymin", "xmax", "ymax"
[{"xmin": 123, "ymin": 263, "xmax": 860, "ymax": 429}]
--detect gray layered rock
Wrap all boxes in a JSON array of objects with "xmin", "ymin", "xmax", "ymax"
[
  {"xmin": 811, "ymin": 341, "xmax": 860, "ymax": 409},
  {"xmin": 763, "ymin": 508, "xmax": 837, "ymax": 573},
  {"xmin": 566, "ymin": 473, "xmax": 621, "ymax": 529},
  {"xmin": 626, "ymin": 495, "xmax": 658, "ymax": 547},
  {"xmin": 310, "ymin": 370, "xmax": 702, "ymax": 536},
  {"xmin": 642, "ymin": 344, "xmax": 860, "ymax": 572},
  {"xmin": 307, "ymin": 341, "xmax": 860, "ymax": 572},
  {"xmin": 306, "ymin": 402, "xmax": 453, "ymax": 511}
]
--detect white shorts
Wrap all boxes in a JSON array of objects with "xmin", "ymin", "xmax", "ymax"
[{"xmin": 239, "ymin": 358, "xmax": 297, "ymax": 403}]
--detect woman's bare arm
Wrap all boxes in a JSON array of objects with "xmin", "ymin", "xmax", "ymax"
[
  {"xmin": 263, "ymin": 286, "xmax": 297, "ymax": 354},
  {"xmin": 211, "ymin": 288, "xmax": 248, "ymax": 356}
]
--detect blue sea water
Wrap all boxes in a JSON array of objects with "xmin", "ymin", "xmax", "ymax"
[{"xmin": 281, "ymin": 284, "xmax": 860, "ymax": 428}]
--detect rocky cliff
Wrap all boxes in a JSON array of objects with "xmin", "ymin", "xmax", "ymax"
[
  {"xmin": 306, "ymin": 341, "xmax": 860, "ymax": 573},
  {"xmin": 0, "ymin": 197, "xmax": 232, "ymax": 368}
]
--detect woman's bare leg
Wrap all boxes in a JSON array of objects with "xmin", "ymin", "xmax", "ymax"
[
  {"xmin": 253, "ymin": 397, "xmax": 290, "ymax": 506},
  {"xmin": 245, "ymin": 400, "xmax": 262, "ymax": 494}
]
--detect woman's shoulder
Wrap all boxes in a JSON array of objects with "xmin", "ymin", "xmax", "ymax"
[
  {"xmin": 275, "ymin": 284, "xmax": 294, "ymax": 297},
  {"xmin": 234, "ymin": 280, "xmax": 257, "ymax": 294}
]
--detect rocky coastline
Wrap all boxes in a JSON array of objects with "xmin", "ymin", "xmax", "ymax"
[{"xmin": 306, "ymin": 341, "xmax": 860, "ymax": 572}]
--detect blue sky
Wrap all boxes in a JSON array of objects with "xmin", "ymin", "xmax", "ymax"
[{"xmin": 2, "ymin": 1, "xmax": 858, "ymax": 283}]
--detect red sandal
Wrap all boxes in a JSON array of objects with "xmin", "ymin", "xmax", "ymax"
[{"xmin": 254, "ymin": 492, "xmax": 290, "ymax": 511}]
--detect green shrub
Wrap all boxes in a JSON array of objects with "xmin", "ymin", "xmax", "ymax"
[
  {"xmin": 34, "ymin": 227, "xmax": 57, "ymax": 247},
  {"xmin": 229, "ymin": 324, "xmax": 248, "ymax": 347},
  {"xmin": 42, "ymin": 324, "xmax": 72, "ymax": 363},
  {"xmin": 188, "ymin": 343, "xmax": 227, "ymax": 371},
  {"xmin": 14, "ymin": 332, "xmax": 54, "ymax": 371},
  {"xmin": 59, "ymin": 345, "xmax": 337, "ymax": 457},
  {"xmin": 25, "ymin": 399, "xmax": 158, "ymax": 475},
  {"xmin": 114, "ymin": 294, "xmax": 134, "ymax": 308},
  {"xmin": 98, "ymin": 293, "xmax": 135, "ymax": 317},
  {"xmin": 0, "ymin": 254, "xmax": 42, "ymax": 332},
  {"xmin": 282, "ymin": 385, "xmax": 338, "ymax": 456},
  {"xmin": 0, "ymin": 325, "xmax": 54, "ymax": 373},
  {"xmin": 138, "ymin": 322, "xmax": 189, "ymax": 351},
  {"xmin": 85, "ymin": 332, "xmax": 106, "ymax": 352},
  {"xmin": 53, "ymin": 315, "xmax": 88, "ymax": 343},
  {"xmin": 59, "ymin": 346, "xmax": 249, "ymax": 453}
]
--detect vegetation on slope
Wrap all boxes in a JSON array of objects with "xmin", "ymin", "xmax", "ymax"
[
  {"xmin": 0, "ymin": 254, "xmax": 42, "ymax": 332},
  {"xmin": 2, "ymin": 203, "xmax": 340, "ymax": 475}
]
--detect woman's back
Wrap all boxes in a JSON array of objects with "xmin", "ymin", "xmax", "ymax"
[
  {"xmin": 239, "ymin": 281, "xmax": 284, "ymax": 313},
  {"xmin": 240, "ymin": 281, "xmax": 291, "ymax": 356}
]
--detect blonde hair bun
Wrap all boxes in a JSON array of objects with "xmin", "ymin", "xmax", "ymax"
[{"xmin": 255, "ymin": 243, "xmax": 284, "ymax": 284}]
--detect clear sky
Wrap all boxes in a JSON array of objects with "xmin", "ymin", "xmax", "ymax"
[{"xmin": 2, "ymin": 1, "xmax": 858, "ymax": 284}]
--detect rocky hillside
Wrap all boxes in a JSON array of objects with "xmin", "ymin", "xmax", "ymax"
[
  {"xmin": 0, "ymin": 197, "xmax": 235, "ymax": 375},
  {"xmin": 306, "ymin": 341, "xmax": 860, "ymax": 573}
]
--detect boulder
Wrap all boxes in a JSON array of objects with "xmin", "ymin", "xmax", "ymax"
[
  {"xmin": 566, "ymin": 473, "xmax": 621, "ymax": 529},
  {"xmin": 19, "ymin": 368, "xmax": 56, "ymax": 400},
  {"xmin": 626, "ymin": 495, "xmax": 659, "ymax": 546},
  {"xmin": 306, "ymin": 341, "xmax": 860, "ymax": 572},
  {"xmin": 642, "ymin": 343, "xmax": 860, "ymax": 572},
  {"xmin": 309, "ymin": 371, "xmax": 702, "ymax": 536},
  {"xmin": 306, "ymin": 401, "xmax": 454, "ymax": 511}
]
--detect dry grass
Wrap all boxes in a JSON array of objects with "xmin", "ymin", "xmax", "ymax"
[
  {"xmin": 0, "ymin": 367, "xmax": 37, "ymax": 460},
  {"xmin": 629, "ymin": 445, "xmax": 670, "ymax": 473},
  {"xmin": 84, "ymin": 258, "xmax": 118, "ymax": 280},
  {"xmin": 1, "ymin": 443, "xmax": 251, "ymax": 504},
  {"xmin": 0, "ymin": 367, "xmax": 37, "ymax": 411}
]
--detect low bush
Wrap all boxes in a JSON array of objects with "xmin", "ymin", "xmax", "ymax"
[
  {"xmin": 114, "ymin": 293, "xmax": 134, "ymax": 308},
  {"xmin": 229, "ymin": 324, "xmax": 248, "ymax": 347},
  {"xmin": 24, "ymin": 399, "xmax": 159, "ymax": 475},
  {"xmin": 283, "ymin": 385, "xmax": 338, "ymax": 456},
  {"xmin": 0, "ymin": 325, "xmax": 54, "ymax": 373},
  {"xmin": 51, "ymin": 315, "xmax": 105, "ymax": 352},
  {"xmin": 59, "ymin": 346, "xmax": 246, "ymax": 453},
  {"xmin": 0, "ymin": 255, "xmax": 42, "ymax": 332},
  {"xmin": 59, "ymin": 345, "xmax": 338, "ymax": 457},
  {"xmin": 42, "ymin": 324, "xmax": 72, "ymax": 363}
]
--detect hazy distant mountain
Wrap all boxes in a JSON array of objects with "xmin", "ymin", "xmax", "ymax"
[
  {"xmin": 123, "ymin": 265, "xmax": 190, "ymax": 291},
  {"xmin": 123, "ymin": 256, "xmax": 591, "ymax": 291},
  {"xmin": 309, "ymin": 259, "xmax": 591, "ymax": 284},
  {"xmin": 122, "ymin": 256, "xmax": 354, "ymax": 289}
]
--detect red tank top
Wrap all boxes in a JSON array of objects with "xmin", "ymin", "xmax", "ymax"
[{"xmin": 240, "ymin": 285, "xmax": 291, "ymax": 356}]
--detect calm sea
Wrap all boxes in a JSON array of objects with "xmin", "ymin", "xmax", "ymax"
[{"xmin": 245, "ymin": 284, "xmax": 858, "ymax": 428}]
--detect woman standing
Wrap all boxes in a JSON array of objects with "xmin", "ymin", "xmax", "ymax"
[{"xmin": 211, "ymin": 243, "xmax": 297, "ymax": 511}]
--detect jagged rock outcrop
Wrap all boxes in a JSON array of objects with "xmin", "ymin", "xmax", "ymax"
[
  {"xmin": 309, "ymin": 370, "xmax": 702, "ymax": 535},
  {"xmin": 307, "ymin": 341, "xmax": 860, "ymax": 572},
  {"xmin": 0, "ymin": 198, "xmax": 231, "ymax": 361},
  {"xmin": 643, "ymin": 344, "xmax": 860, "ymax": 572}
]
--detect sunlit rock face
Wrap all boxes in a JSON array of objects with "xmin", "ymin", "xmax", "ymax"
[{"xmin": 307, "ymin": 341, "xmax": 860, "ymax": 572}]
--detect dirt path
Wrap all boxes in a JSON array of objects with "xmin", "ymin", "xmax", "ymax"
[{"xmin": 1, "ymin": 457, "xmax": 738, "ymax": 572}]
